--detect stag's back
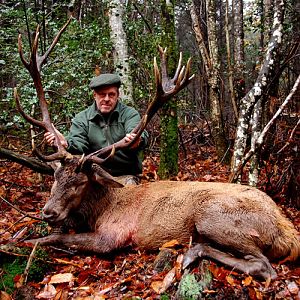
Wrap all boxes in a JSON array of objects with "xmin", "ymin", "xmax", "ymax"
[{"xmin": 112, "ymin": 181, "xmax": 299, "ymax": 261}]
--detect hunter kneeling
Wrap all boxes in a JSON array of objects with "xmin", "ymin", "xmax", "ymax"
[{"xmin": 45, "ymin": 73, "xmax": 148, "ymax": 185}]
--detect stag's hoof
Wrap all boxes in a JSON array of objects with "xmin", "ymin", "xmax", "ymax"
[
  {"xmin": 182, "ymin": 244, "xmax": 205, "ymax": 269},
  {"xmin": 243, "ymin": 255, "xmax": 277, "ymax": 280}
]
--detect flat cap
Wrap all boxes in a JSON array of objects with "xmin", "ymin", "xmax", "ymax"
[{"xmin": 89, "ymin": 73, "xmax": 121, "ymax": 90}]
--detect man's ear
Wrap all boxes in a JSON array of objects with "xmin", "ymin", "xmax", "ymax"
[{"xmin": 91, "ymin": 165, "xmax": 124, "ymax": 188}]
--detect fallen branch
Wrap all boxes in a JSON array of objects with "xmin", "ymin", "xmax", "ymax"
[{"xmin": 0, "ymin": 147, "xmax": 53, "ymax": 175}]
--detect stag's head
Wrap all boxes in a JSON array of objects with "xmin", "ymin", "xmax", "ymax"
[{"xmin": 42, "ymin": 157, "xmax": 123, "ymax": 224}]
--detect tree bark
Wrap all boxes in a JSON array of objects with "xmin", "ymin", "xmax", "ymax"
[
  {"xmin": 0, "ymin": 148, "xmax": 53, "ymax": 175},
  {"xmin": 108, "ymin": 0, "xmax": 133, "ymax": 105},
  {"xmin": 233, "ymin": 0, "xmax": 245, "ymax": 103},
  {"xmin": 230, "ymin": 0, "xmax": 286, "ymax": 181},
  {"xmin": 158, "ymin": 0, "xmax": 179, "ymax": 179},
  {"xmin": 230, "ymin": 75, "xmax": 300, "ymax": 183},
  {"xmin": 190, "ymin": 0, "xmax": 230, "ymax": 163},
  {"xmin": 225, "ymin": 0, "xmax": 238, "ymax": 121}
]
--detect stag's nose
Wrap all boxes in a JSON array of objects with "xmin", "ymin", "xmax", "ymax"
[{"xmin": 42, "ymin": 207, "xmax": 59, "ymax": 223}]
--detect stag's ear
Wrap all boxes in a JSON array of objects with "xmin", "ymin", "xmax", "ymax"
[{"xmin": 91, "ymin": 166, "xmax": 124, "ymax": 188}]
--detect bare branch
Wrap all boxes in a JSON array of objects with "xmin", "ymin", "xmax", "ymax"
[{"xmin": 229, "ymin": 75, "xmax": 300, "ymax": 183}]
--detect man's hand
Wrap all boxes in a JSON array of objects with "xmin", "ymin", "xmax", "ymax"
[
  {"xmin": 123, "ymin": 133, "xmax": 141, "ymax": 149},
  {"xmin": 44, "ymin": 127, "xmax": 68, "ymax": 148}
]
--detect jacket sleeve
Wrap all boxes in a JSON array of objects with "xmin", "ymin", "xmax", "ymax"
[
  {"xmin": 66, "ymin": 114, "xmax": 90, "ymax": 154},
  {"xmin": 123, "ymin": 107, "xmax": 149, "ymax": 149}
]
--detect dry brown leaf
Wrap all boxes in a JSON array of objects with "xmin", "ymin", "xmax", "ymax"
[
  {"xmin": 242, "ymin": 276, "xmax": 253, "ymax": 286},
  {"xmin": 160, "ymin": 239, "xmax": 180, "ymax": 249},
  {"xmin": 287, "ymin": 281, "xmax": 299, "ymax": 295},
  {"xmin": 36, "ymin": 284, "xmax": 57, "ymax": 299},
  {"xmin": 0, "ymin": 291, "xmax": 12, "ymax": 300},
  {"xmin": 155, "ymin": 267, "xmax": 176, "ymax": 294},
  {"xmin": 0, "ymin": 185, "xmax": 6, "ymax": 197},
  {"xmin": 150, "ymin": 281, "xmax": 163, "ymax": 294},
  {"xmin": 175, "ymin": 254, "xmax": 184, "ymax": 280},
  {"xmin": 49, "ymin": 273, "xmax": 74, "ymax": 284},
  {"xmin": 226, "ymin": 275, "xmax": 235, "ymax": 286}
]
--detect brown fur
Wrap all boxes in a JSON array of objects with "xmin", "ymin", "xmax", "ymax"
[{"xmin": 30, "ymin": 160, "xmax": 300, "ymax": 280}]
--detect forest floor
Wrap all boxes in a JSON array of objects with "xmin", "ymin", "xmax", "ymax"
[{"xmin": 0, "ymin": 137, "xmax": 299, "ymax": 299}]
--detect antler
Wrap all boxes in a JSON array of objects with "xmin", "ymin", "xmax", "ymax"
[
  {"xmin": 14, "ymin": 18, "xmax": 72, "ymax": 161},
  {"xmin": 83, "ymin": 46, "xmax": 194, "ymax": 165}
]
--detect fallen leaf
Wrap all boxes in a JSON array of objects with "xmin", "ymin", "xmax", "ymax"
[
  {"xmin": 150, "ymin": 281, "xmax": 163, "ymax": 294},
  {"xmin": 175, "ymin": 254, "xmax": 184, "ymax": 280},
  {"xmin": 157, "ymin": 267, "xmax": 176, "ymax": 294},
  {"xmin": 49, "ymin": 273, "xmax": 74, "ymax": 284},
  {"xmin": 226, "ymin": 275, "xmax": 235, "ymax": 286},
  {"xmin": 242, "ymin": 276, "xmax": 253, "ymax": 286},
  {"xmin": 36, "ymin": 284, "xmax": 57, "ymax": 299},
  {"xmin": 287, "ymin": 281, "xmax": 299, "ymax": 295},
  {"xmin": 160, "ymin": 239, "xmax": 180, "ymax": 249},
  {"xmin": 0, "ymin": 291, "xmax": 12, "ymax": 300}
]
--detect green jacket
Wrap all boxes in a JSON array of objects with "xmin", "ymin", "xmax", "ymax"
[{"xmin": 67, "ymin": 101, "xmax": 148, "ymax": 176}]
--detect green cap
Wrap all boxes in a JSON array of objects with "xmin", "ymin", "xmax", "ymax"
[{"xmin": 89, "ymin": 73, "xmax": 121, "ymax": 90}]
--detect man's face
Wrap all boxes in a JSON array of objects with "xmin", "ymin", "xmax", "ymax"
[{"xmin": 94, "ymin": 86, "xmax": 119, "ymax": 114}]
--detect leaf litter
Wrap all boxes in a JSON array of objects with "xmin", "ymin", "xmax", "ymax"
[{"xmin": 0, "ymin": 144, "xmax": 299, "ymax": 299}]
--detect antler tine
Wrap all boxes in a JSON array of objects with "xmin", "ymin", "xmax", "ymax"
[
  {"xmin": 172, "ymin": 51, "xmax": 183, "ymax": 83},
  {"xmin": 158, "ymin": 46, "xmax": 168, "ymax": 80},
  {"xmin": 14, "ymin": 88, "xmax": 45, "ymax": 129},
  {"xmin": 15, "ymin": 18, "xmax": 73, "ymax": 161},
  {"xmin": 40, "ymin": 17, "xmax": 72, "ymax": 67},
  {"xmin": 18, "ymin": 34, "xmax": 30, "ymax": 70},
  {"xmin": 83, "ymin": 48, "xmax": 194, "ymax": 168},
  {"xmin": 31, "ymin": 26, "xmax": 41, "ymax": 72},
  {"xmin": 153, "ymin": 56, "xmax": 164, "ymax": 98}
]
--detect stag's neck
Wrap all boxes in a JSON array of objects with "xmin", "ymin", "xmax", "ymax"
[{"xmin": 72, "ymin": 183, "xmax": 116, "ymax": 231}]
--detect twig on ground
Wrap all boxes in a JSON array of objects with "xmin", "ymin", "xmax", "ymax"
[{"xmin": 0, "ymin": 196, "xmax": 43, "ymax": 221}]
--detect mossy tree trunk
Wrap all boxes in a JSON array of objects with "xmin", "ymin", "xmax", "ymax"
[{"xmin": 158, "ymin": 0, "xmax": 179, "ymax": 179}]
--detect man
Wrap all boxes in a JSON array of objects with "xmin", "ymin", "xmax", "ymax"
[{"xmin": 45, "ymin": 73, "xmax": 148, "ymax": 184}]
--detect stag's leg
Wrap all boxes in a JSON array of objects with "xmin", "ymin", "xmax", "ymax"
[
  {"xmin": 183, "ymin": 243, "xmax": 277, "ymax": 280},
  {"xmin": 26, "ymin": 232, "xmax": 121, "ymax": 253}
]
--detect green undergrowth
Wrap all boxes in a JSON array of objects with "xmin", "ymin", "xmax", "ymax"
[{"xmin": 0, "ymin": 247, "xmax": 51, "ymax": 294}]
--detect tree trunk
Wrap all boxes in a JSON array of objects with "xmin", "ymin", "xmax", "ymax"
[
  {"xmin": 108, "ymin": 0, "xmax": 133, "ymax": 105},
  {"xmin": 158, "ymin": 0, "xmax": 179, "ymax": 179},
  {"xmin": 231, "ymin": 0, "xmax": 285, "ymax": 181},
  {"xmin": 225, "ymin": 0, "xmax": 238, "ymax": 121},
  {"xmin": 190, "ymin": 0, "xmax": 230, "ymax": 163},
  {"xmin": 233, "ymin": 0, "xmax": 245, "ymax": 103}
]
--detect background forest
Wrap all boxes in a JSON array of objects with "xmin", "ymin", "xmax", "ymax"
[{"xmin": 0, "ymin": 0, "xmax": 299, "ymax": 298}]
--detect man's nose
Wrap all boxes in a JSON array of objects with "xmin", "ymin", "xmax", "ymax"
[{"xmin": 104, "ymin": 94, "xmax": 110, "ymax": 101}]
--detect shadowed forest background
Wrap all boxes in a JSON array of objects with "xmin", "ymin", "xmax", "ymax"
[{"xmin": 0, "ymin": 0, "xmax": 299, "ymax": 299}]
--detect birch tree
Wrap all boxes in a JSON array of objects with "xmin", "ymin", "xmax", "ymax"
[
  {"xmin": 108, "ymin": 0, "xmax": 133, "ymax": 105},
  {"xmin": 231, "ymin": 0, "xmax": 285, "ymax": 182}
]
